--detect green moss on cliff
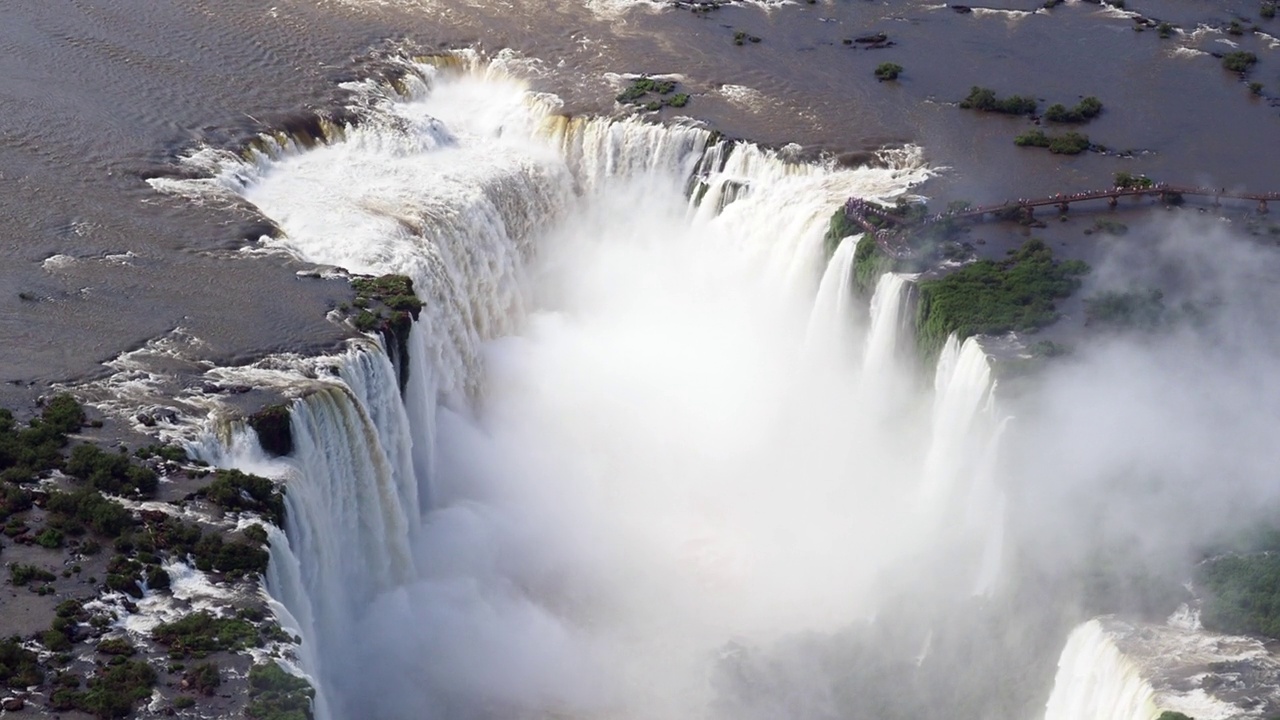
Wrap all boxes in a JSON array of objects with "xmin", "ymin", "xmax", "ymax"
[{"xmin": 915, "ymin": 239, "xmax": 1089, "ymax": 360}]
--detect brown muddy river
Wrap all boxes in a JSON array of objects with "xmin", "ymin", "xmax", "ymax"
[{"xmin": 0, "ymin": 0, "xmax": 1276, "ymax": 401}]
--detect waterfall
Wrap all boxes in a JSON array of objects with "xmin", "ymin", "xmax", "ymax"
[
  {"xmin": 921, "ymin": 334, "xmax": 999, "ymax": 505},
  {"xmin": 804, "ymin": 235, "xmax": 863, "ymax": 360},
  {"xmin": 153, "ymin": 52, "xmax": 1032, "ymax": 719},
  {"xmin": 864, "ymin": 272, "xmax": 915, "ymax": 379},
  {"xmin": 1044, "ymin": 620, "xmax": 1161, "ymax": 720}
]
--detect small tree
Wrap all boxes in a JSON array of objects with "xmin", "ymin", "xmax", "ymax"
[
  {"xmin": 1223, "ymin": 51, "xmax": 1258, "ymax": 74},
  {"xmin": 874, "ymin": 63, "xmax": 903, "ymax": 81}
]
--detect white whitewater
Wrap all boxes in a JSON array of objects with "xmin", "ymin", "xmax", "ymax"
[
  {"xmin": 160, "ymin": 54, "xmax": 1017, "ymax": 719},
  {"xmin": 804, "ymin": 235, "xmax": 863, "ymax": 361},
  {"xmin": 1044, "ymin": 620, "xmax": 1161, "ymax": 720},
  {"xmin": 863, "ymin": 272, "xmax": 915, "ymax": 392}
]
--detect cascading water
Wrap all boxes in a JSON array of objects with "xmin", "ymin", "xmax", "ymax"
[
  {"xmin": 158, "ymin": 54, "xmax": 1019, "ymax": 719},
  {"xmin": 1044, "ymin": 620, "xmax": 1161, "ymax": 720}
]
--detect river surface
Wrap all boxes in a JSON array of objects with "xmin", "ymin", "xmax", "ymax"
[{"xmin": 0, "ymin": 0, "xmax": 1276, "ymax": 398}]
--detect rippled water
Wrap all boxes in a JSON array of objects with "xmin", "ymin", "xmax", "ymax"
[{"xmin": 0, "ymin": 0, "xmax": 1276, "ymax": 400}]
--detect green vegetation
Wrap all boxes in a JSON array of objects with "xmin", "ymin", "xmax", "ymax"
[
  {"xmin": 152, "ymin": 612, "xmax": 261, "ymax": 659},
  {"xmin": 52, "ymin": 660, "xmax": 157, "ymax": 719},
  {"xmin": 199, "ymin": 468, "xmax": 285, "ymax": 525},
  {"xmin": 0, "ymin": 637, "xmax": 44, "ymax": 688},
  {"xmin": 0, "ymin": 393, "xmax": 85, "ymax": 484},
  {"xmin": 133, "ymin": 443, "xmax": 187, "ymax": 463},
  {"xmin": 1264, "ymin": 2, "xmax": 1277, "ymax": 19},
  {"xmin": 9, "ymin": 563, "xmax": 56, "ymax": 586},
  {"xmin": 1157, "ymin": 21, "xmax": 1176, "ymax": 37},
  {"xmin": 1157, "ymin": 713, "xmax": 1194, "ymax": 720},
  {"xmin": 914, "ymin": 239, "xmax": 1089, "ymax": 360},
  {"xmin": 97, "ymin": 637, "xmax": 136, "ymax": 656},
  {"xmin": 248, "ymin": 662, "xmax": 315, "ymax": 720},
  {"xmin": 1044, "ymin": 96, "xmax": 1103, "ymax": 123},
  {"xmin": 874, "ymin": 63, "xmax": 903, "ymax": 81},
  {"xmin": 1249, "ymin": 81, "xmax": 1265, "ymax": 95},
  {"xmin": 186, "ymin": 662, "xmax": 221, "ymax": 695},
  {"xmin": 35, "ymin": 527, "xmax": 64, "ymax": 548},
  {"xmin": 1014, "ymin": 129, "xmax": 1091, "ymax": 155},
  {"xmin": 1223, "ymin": 51, "xmax": 1259, "ymax": 73},
  {"xmin": 1043, "ymin": 0, "xmax": 1064, "ymax": 7},
  {"xmin": 615, "ymin": 77, "xmax": 691, "ymax": 110},
  {"xmin": 823, "ymin": 210, "xmax": 863, "ymax": 259},
  {"xmin": 733, "ymin": 31, "xmax": 762, "ymax": 45},
  {"xmin": 351, "ymin": 275, "xmax": 420, "ymax": 312},
  {"xmin": 854, "ymin": 234, "xmax": 897, "ymax": 296},
  {"xmin": 959, "ymin": 86, "xmax": 1037, "ymax": 115},
  {"xmin": 66, "ymin": 444, "xmax": 158, "ymax": 498},
  {"xmin": 46, "ymin": 487, "xmax": 134, "ymax": 537},
  {"xmin": 1197, "ymin": 553, "xmax": 1280, "ymax": 638},
  {"xmin": 248, "ymin": 404, "xmax": 293, "ymax": 457},
  {"xmin": 1114, "ymin": 171, "xmax": 1155, "ymax": 189}
]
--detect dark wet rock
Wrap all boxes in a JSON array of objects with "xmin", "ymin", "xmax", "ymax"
[
  {"xmin": 136, "ymin": 413, "xmax": 157, "ymax": 427},
  {"xmin": 247, "ymin": 403, "xmax": 293, "ymax": 457},
  {"xmin": 854, "ymin": 32, "xmax": 888, "ymax": 43},
  {"xmin": 2, "ymin": 696, "xmax": 25, "ymax": 711},
  {"xmin": 951, "ymin": 4, "xmax": 973, "ymax": 13}
]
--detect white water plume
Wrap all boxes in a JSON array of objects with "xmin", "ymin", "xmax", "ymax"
[{"xmin": 168, "ymin": 54, "xmax": 1018, "ymax": 719}]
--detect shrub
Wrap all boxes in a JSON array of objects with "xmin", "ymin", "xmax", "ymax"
[
  {"xmin": 1223, "ymin": 51, "xmax": 1258, "ymax": 73},
  {"xmin": 1264, "ymin": 2, "xmax": 1276, "ymax": 19},
  {"xmin": 198, "ymin": 469, "xmax": 285, "ymax": 525},
  {"xmin": 152, "ymin": 612, "xmax": 259, "ymax": 658},
  {"xmin": 9, "ymin": 563, "xmax": 56, "ymax": 586},
  {"xmin": 959, "ymin": 86, "xmax": 1037, "ymax": 115},
  {"xmin": 1157, "ymin": 21, "xmax": 1176, "ymax": 37},
  {"xmin": 1044, "ymin": 96, "xmax": 1103, "ymax": 123},
  {"xmin": 75, "ymin": 658, "xmax": 157, "ymax": 719},
  {"xmin": 1157, "ymin": 713, "xmax": 1194, "ymax": 720},
  {"xmin": 0, "ymin": 637, "xmax": 44, "ymax": 688},
  {"xmin": 133, "ymin": 444, "xmax": 187, "ymax": 463},
  {"xmin": 45, "ymin": 488, "xmax": 134, "ymax": 538},
  {"xmin": 66, "ymin": 444, "xmax": 158, "ymax": 497},
  {"xmin": 1046, "ymin": 132, "xmax": 1089, "ymax": 154},
  {"xmin": 97, "ymin": 637, "xmax": 136, "ymax": 656},
  {"xmin": 248, "ymin": 662, "xmax": 315, "ymax": 720},
  {"xmin": 915, "ymin": 239, "xmax": 1089, "ymax": 359},
  {"xmin": 1249, "ymin": 81, "xmax": 1264, "ymax": 95},
  {"xmin": 186, "ymin": 662, "xmax": 221, "ymax": 695},
  {"xmin": 40, "ymin": 394, "xmax": 86, "ymax": 435},
  {"xmin": 874, "ymin": 63, "xmax": 903, "ymax": 81},
  {"xmin": 1014, "ymin": 129, "xmax": 1051, "ymax": 148},
  {"xmin": 1114, "ymin": 171, "xmax": 1154, "ymax": 189},
  {"xmin": 35, "ymin": 527, "xmax": 64, "ymax": 548}
]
